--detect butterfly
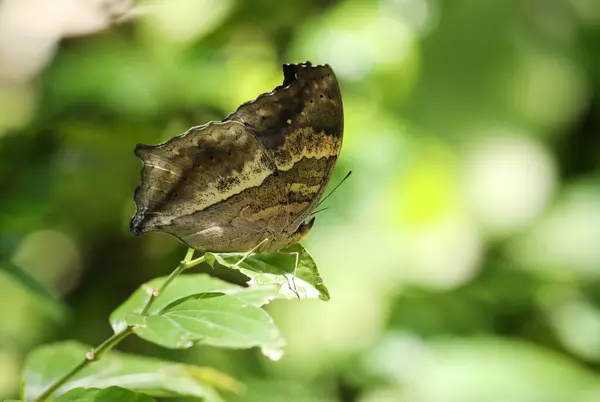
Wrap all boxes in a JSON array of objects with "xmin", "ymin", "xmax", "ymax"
[{"xmin": 130, "ymin": 61, "xmax": 344, "ymax": 255}]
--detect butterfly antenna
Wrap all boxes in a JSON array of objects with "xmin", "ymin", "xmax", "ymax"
[
  {"xmin": 315, "ymin": 170, "xmax": 352, "ymax": 208},
  {"xmin": 309, "ymin": 207, "xmax": 329, "ymax": 217}
]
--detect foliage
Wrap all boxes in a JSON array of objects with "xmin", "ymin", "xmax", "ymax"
[
  {"xmin": 13, "ymin": 247, "xmax": 326, "ymax": 401},
  {"xmin": 22, "ymin": 341, "xmax": 236, "ymax": 401},
  {"xmin": 3, "ymin": 0, "xmax": 600, "ymax": 401},
  {"xmin": 54, "ymin": 387, "xmax": 155, "ymax": 402}
]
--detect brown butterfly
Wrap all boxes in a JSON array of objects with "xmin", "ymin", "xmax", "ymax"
[{"xmin": 130, "ymin": 62, "xmax": 344, "ymax": 255}]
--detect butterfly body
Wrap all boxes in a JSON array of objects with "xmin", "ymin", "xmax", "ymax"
[{"xmin": 130, "ymin": 62, "xmax": 344, "ymax": 252}]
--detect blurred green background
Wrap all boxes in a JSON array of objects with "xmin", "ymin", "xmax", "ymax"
[{"xmin": 2, "ymin": 0, "xmax": 600, "ymax": 401}]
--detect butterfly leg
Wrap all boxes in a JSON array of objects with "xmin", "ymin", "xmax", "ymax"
[
  {"xmin": 233, "ymin": 238, "xmax": 269, "ymax": 268},
  {"xmin": 275, "ymin": 250, "xmax": 301, "ymax": 298}
]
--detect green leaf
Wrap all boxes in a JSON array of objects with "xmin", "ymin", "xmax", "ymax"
[
  {"xmin": 22, "ymin": 341, "xmax": 241, "ymax": 401},
  {"xmin": 125, "ymin": 293, "xmax": 285, "ymax": 360},
  {"xmin": 110, "ymin": 274, "xmax": 280, "ymax": 332},
  {"xmin": 206, "ymin": 243, "xmax": 330, "ymax": 301},
  {"xmin": 55, "ymin": 387, "xmax": 155, "ymax": 402}
]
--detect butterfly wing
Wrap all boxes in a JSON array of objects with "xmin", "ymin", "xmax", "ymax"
[
  {"xmin": 225, "ymin": 62, "xmax": 344, "ymax": 237},
  {"xmin": 130, "ymin": 62, "xmax": 344, "ymax": 252}
]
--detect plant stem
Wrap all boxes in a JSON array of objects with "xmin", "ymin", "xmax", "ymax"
[{"xmin": 33, "ymin": 248, "xmax": 205, "ymax": 402}]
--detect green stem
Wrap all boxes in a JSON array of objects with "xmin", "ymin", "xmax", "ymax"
[{"xmin": 33, "ymin": 248, "xmax": 205, "ymax": 402}]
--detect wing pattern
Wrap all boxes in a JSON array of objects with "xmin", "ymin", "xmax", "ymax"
[{"xmin": 130, "ymin": 62, "xmax": 343, "ymax": 252}]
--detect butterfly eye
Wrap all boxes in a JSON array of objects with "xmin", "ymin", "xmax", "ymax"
[
  {"xmin": 228, "ymin": 151, "xmax": 232, "ymax": 157},
  {"xmin": 319, "ymin": 94, "xmax": 323, "ymax": 98}
]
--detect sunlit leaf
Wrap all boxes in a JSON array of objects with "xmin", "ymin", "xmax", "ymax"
[
  {"xmin": 22, "ymin": 341, "xmax": 241, "ymax": 401},
  {"xmin": 126, "ymin": 293, "xmax": 285, "ymax": 359},
  {"xmin": 55, "ymin": 387, "xmax": 155, "ymax": 402},
  {"xmin": 110, "ymin": 274, "xmax": 280, "ymax": 332},
  {"xmin": 206, "ymin": 244, "xmax": 330, "ymax": 301}
]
